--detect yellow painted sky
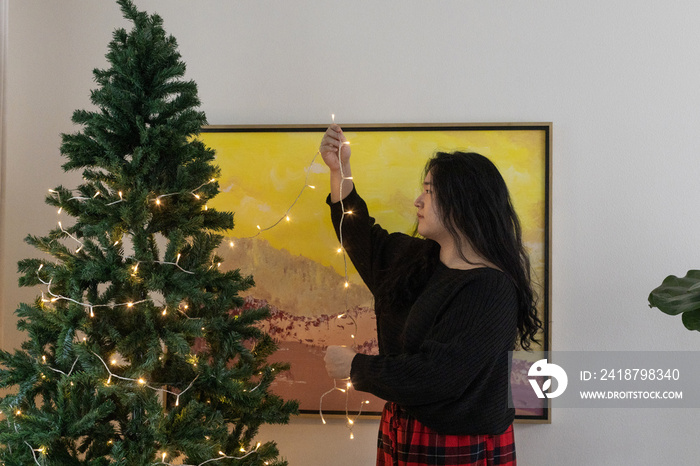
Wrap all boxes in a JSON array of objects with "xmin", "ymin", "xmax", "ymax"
[{"xmin": 200, "ymin": 129, "xmax": 547, "ymax": 285}]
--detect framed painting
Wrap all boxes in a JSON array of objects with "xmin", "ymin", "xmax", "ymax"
[{"xmin": 199, "ymin": 123, "xmax": 551, "ymax": 422}]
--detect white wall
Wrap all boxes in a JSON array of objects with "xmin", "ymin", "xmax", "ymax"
[{"xmin": 3, "ymin": 1, "xmax": 700, "ymax": 464}]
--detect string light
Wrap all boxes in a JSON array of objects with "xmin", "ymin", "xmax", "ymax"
[
  {"xmin": 308, "ymin": 118, "xmax": 369, "ymax": 438},
  {"xmin": 227, "ymin": 114, "xmax": 367, "ymax": 436},
  {"xmin": 106, "ymin": 190, "xmax": 124, "ymax": 206},
  {"xmin": 240, "ymin": 150, "xmax": 321, "ymax": 239},
  {"xmin": 152, "ymin": 178, "xmax": 217, "ymax": 206},
  {"xmin": 153, "ymin": 441, "xmax": 262, "ymax": 466},
  {"xmin": 36, "ymin": 268, "xmax": 149, "ymax": 318},
  {"xmin": 52, "ymin": 197, "xmax": 197, "ymax": 276},
  {"xmin": 24, "ymin": 441, "xmax": 45, "ymax": 466},
  {"xmin": 91, "ymin": 351, "xmax": 200, "ymax": 406},
  {"xmin": 57, "ymin": 220, "xmax": 85, "ymax": 251}
]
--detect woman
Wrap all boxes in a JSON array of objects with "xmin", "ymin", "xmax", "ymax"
[{"xmin": 321, "ymin": 125, "xmax": 541, "ymax": 466}]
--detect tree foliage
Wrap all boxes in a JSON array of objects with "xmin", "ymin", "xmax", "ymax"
[{"xmin": 0, "ymin": 1, "xmax": 298, "ymax": 464}]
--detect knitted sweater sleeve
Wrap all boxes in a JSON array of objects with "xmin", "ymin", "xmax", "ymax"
[{"xmin": 326, "ymin": 187, "xmax": 421, "ymax": 295}]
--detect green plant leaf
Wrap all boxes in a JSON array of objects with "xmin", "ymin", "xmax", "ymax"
[
  {"xmin": 648, "ymin": 270, "xmax": 700, "ymax": 316},
  {"xmin": 682, "ymin": 309, "xmax": 700, "ymax": 332}
]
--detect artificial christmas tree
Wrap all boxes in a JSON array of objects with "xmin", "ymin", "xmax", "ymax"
[{"xmin": 0, "ymin": 1, "xmax": 297, "ymax": 464}]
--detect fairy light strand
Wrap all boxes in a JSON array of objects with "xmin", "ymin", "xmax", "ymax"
[
  {"xmin": 229, "ymin": 115, "xmax": 367, "ymax": 437},
  {"xmin": 45, "ymin": 357, "xmax": 79, "ymax": 377},
  {"xmin": 154, "ymin": 442, "xmax": 262, "ymax": 466},
  {"xmin": 123, "ymin": 256, "xmax": 195, "ymax": 275},
  {"xmin": 24, "ymin": 441, "xmax": 44, "ymax": 466},
  {"xmin": 316, "ymin": 126, "xmax": 367, "ymax": 438},
  {"xmin": 152, "ymin": 178, "xmax": 217, "ymax": 205},
  {"xmin": 37, "ymin": 271, "xmax": 149, "ymax": 318},
  {"xmin": 51, "ymin": 188, "xmax": 201, "ymax": 275},
  {"xmin": 241, "ymin": 151, "xmax": 320, "ymax": 239},
  {"xmin": 92, "ymin": 351, "xmax": 200, "ymax": 406}
]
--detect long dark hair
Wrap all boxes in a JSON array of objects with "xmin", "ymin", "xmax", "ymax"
[{"xmin": 425, "ymin": 151, "xmax": 541, "ymax": 350}]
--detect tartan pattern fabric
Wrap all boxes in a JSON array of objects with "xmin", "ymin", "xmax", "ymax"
[{"xmin": 377, "ymin": 403, "xmax": 516, "ymax": 466}]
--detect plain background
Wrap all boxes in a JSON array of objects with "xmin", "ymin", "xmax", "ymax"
[{"xmin": 2, "ymin": 1, "xmax": 700, "ymax": 464}]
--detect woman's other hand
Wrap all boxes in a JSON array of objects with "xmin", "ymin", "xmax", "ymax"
[{"xmin": 324, "ymin": 345, "xmax": 356, "ymax": 379}]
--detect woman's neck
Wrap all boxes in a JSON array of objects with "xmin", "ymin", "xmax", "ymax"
[{"xmin": 438, "ymin": 237, "xmax": 496, "ymax": 271}]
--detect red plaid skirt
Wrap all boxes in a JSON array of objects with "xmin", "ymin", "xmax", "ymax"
[{"xmin": 377, "ymin": 403, "xmax": 516, "ymax": 466}]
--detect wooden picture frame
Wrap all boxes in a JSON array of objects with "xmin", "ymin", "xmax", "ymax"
[{"xmin": 199, "ymin": 123, "xmax": 551, "ymax": 422}]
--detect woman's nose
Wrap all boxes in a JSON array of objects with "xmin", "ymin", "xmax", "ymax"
[{"xmin": 414, "ymin": 194, "xmax": 423, "ymax": 208}]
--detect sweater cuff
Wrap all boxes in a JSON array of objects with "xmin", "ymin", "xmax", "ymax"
[
  {"xmin": 349, "ymin": 352, "xmax": 372, "ymax": 392},
  {"xmin": 325, "ymin": 185, "xmax": 359, "ymax": 208}
]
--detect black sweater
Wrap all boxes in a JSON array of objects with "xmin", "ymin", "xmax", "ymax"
[{"xmin": 328, "ymin": 188, "xmax": 517, "ymax": 435}]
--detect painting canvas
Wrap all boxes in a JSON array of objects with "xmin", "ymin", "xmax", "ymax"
[{"xmin": 199, "ymin": 124, "xmax": 551, "ymax": 421}]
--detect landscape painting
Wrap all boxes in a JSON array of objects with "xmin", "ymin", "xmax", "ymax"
[{"xmin": 199, "ymin": 124, "xmax": 551, "ymax": 421}]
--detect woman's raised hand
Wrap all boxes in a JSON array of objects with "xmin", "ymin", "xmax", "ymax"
[
  {"xmin": 319, "ymin": 124, "xmax": 351, "ymax": 173},
  {"xmin": 320, "ymin": 124, "xmax": 354, "ymax": 202}
]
